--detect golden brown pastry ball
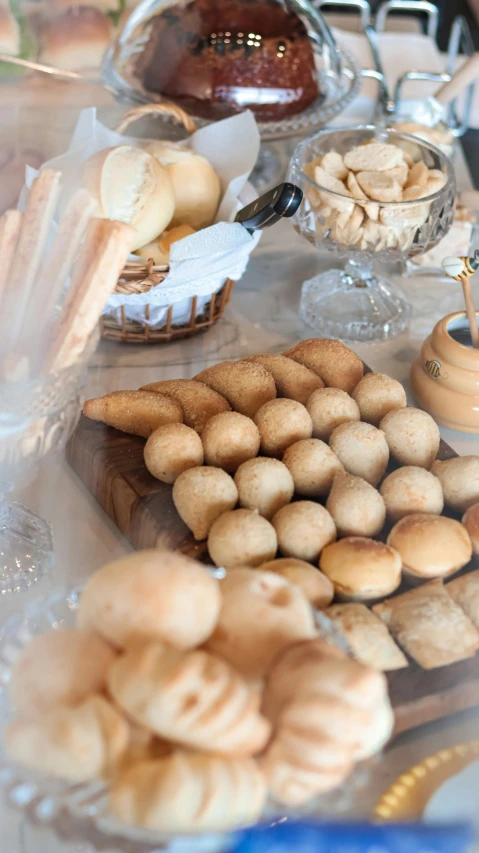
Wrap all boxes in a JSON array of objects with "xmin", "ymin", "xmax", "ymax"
[
  {"xmin": 306, "ymin": 387, "xmax": 360, "ymax": 441},
  {"xmin": 258, "ymin": 558, "xmax": 334, "ymax": 609},
  {"xmin": 78, "ymin": 550, "xmax": 221, "ymax": 650},
  {"xmin": 387, "ymin": 513, "xmax": 472, "ymax": 582},
  {"xmin": 320, "ymin": 537, "xmax": 402, "ymax": 601},
  {"xmin": 326, "ymin": 471, "xmax": 385, "ymax": 538},
  {"xmin": 194, "ymin": 361, "xmax": 276, "ymax": 418},
  {"xmin": 9, "ymin": 629, "xmax": 116, "ymax": 715},
  {"xmin": 83, "ymin": 390, "xmax": 183, "ymax": 438},
  {"xmin": 245, "ymin": 353, "xmax": 324, "ymax": 405},
  {"xmin": 253, "ymin": 398, "xmax": 313, "ymax": 457},
  {"xmin": 272, "ymin": 501, "xmax": 336, "ymax": 563},
  {"xmin": 282, "ymin": 438, "xmax": 343, "ymax": 497},
  {"xmin": 207, "ymin": 509, "xmax": 277, "ymax": 568},
  {"xmin": 380, "ymin": 466, "xmax": 444, "ymax": 522},
  {"xmin": 284, "ymin": 339, "xmax": 364, "ymax": 394},
  {"xmin": 351, "ymin": 372, "xmax": 407, "ymax": 426},
  {"xmin": 234, "ymin": 457, "xmax": 294, "ymax": 519},
  {"xmin": 463, "ymin": 503, "xmax": 479, "ymax": 554},
  {"xmin": 201, "ymin": 411, "xmax": 260, "ymax": 473},
  {"xmin": 140, "ymin": 379, "xmax": 230, "ymax": 434},
  {"xmin": 172, "ymin": 466, "xmax": 238, "ymax": 540},
  {"xmin": 380, "ymin": 407, "xmax": 440, "ymax": 469},
  {"xmin": 329, "ymin": 422, "xmax": 389, "ymax": 487},
  {"xmin": 431, "ymin": 456, "xmax": 479, "ymax": 513},
  {"xmin": 205, "ymin": 568, "xmax": 316, "ymax": 679},
  {"xmin": 144, "ymin": 423, "xmax": 204, "ymax": 484}
]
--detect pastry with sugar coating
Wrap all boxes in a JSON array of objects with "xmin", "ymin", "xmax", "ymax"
[
  {"xmin": 140, "ymin": 379, "xmax": 230, "ymax": 434},
  {"xmin": 83, "ymin": 390, "xmax": 183, "ymax": 438},
  {"xmin": 245, "ymin": 353, "xmax": 324, "ymax": 405},
  {"xmin": 195, "ymin": 361, "xmax": 276, "ymax": 418},
  {"xmin": 284, "ymin": 339, "xmax": 363, "ymax": 394}
]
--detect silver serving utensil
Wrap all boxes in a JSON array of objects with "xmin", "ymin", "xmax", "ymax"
[{"xmin": 396, "ymin": 53, "xmax": 479, "ymax": 131}]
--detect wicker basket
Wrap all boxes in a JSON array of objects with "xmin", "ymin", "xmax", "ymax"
[{"xmin": 100, "ymin": 102, "xmax": 235, "ymax": 344}]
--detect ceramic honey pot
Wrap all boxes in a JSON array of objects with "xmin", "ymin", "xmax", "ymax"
[{"xmin": 410, "ymin": 310, "xmax": 479, "ymax": 432}]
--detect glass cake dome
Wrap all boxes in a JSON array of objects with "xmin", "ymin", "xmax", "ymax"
[{"xmin": 102, "ymin": 0, "xmax": 360, "ymax": 140}]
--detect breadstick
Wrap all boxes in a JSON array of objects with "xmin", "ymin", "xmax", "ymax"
[
  {"xmin": 48, "ymin": 218, "xmax": 134, "ymax": 371},
  {"xmin": 0, "ymin": 209, "xmax": 22, "ymax": 309}
]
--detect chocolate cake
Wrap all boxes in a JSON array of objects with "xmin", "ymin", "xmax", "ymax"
[{"xmin": 137, "ymin": 0, "xmax": 320, "ymax": 121}]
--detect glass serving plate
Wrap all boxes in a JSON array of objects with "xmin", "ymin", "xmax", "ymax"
[{"xmin": 0, "ymin": 585, "xmax": 373, "ymax": 853}]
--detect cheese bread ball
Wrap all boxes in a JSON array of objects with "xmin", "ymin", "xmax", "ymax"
[
  {"xmin": 259, "ymin": 558, "xmax": 334, "ymax": 609},
  {"xmin": 284, "ymin": 339, "xmax": 363, "ymax": 394},
  {"xmin": 144, "ymin": 423, "xmax": 204, "ymax": 484},
  {"xmin": 431, "ymin": 456, "xmax": 479, "ymax": 513},
  {"xmin": 380, "ymin": 466, "xmax": 443, "ymax": 522},
  {"xmin": 202, "ymin": 412, "xmax": 260, "ymax": 472},
  {"xmin": 380, "ymin": 407, "xmax": 440, "ymax": 469},
  {"xmin": 326, "ymin": 472, "xmax": 385, "ymax": 538},
  {"xmin": 272, "ymin": 501, "xmax": 336, "ymax": 563},
  {"xmin": 207, "ymin": 509, "xmax": 278, "ymax": 568},
  {"xmin": 282, "ymin": 438, "xmax": 344, "ymax": 497},
  {"xmin": 253, "ymin": 399, "xmax": 313, "ymax": 457},
  {"xmin": 234, "ymin": 457, "xmax": 294, "ymax": 520},
  {"xmin": 329, "ymin": 422, "xmax": 389, "ymax": 487},
  {"xmin": 173, "ymin": 466, "xmax": 238, "ymax": 540},
  {"xmin": 351, "ymin": 372, "xmax": 407, "ymax": 426},
  {"xmin": 306, "ymin": 387, "xmax": 360, "ymax": 441}
]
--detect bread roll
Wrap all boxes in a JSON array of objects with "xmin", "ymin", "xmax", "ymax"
[
  {"xmin": 144, "ymin": 423, "xmax": 204, "ymax": 484},
  {"xmin": 78, "ymin": 550, "xmax": 221, "ymax": 650},
  {"xmin": 387, "ymin": 513, "xmax": 472, "ymax": 581},
  {"xmin": 431, "ymin": 456, "xmax": 479, "ymax": 513},
  {"xmin": 326, "ymin": 604, "xmax": 408, "ymax": 671},
  {"xmin": 135, "ymin": 225, "xmax": 196, "ymax": 265},
  {"xmin": 108, "ymin": 642, "xmax": 270, "ymax": 755},
  {"xmin": 202, "ymin": 411, "xmax": 260, "ymax": 472},
  {"xmin": 326, "ymin": 471, "xmax": 386, "ymax": 538},
  {"xmin": 110, "ymin": 751, "xmax": 267, "ymax": 832},
  {"xmin": 207, "ymin": 509, "xmax": 277, "ymax": 568},
  {"xmin": 259, "ymin": 558, "xmax": 334, "ymax": 609},
  {"xmin": 83, "ymin": 390, "xmax": 183, "ymax": 438},
  {"xmin": 9, "ymin": 629, "xmax": 116, "ymax": 715},
  {"xmin": 82, "ymin": 146, "xmax": 175, "ymax": 251},
  {"xmin": 147, "ymin": 141, "xmax": 221, "ymax": 230},
  {"xmin": 272, "ymin": 501, "xmax": 336, "ymax": 563},
  {"xmin": 329, "ymin": 422, "xmax": 389, "ymax": 487},
  {"xmin": 306, "ymin": 387, "xmax": 360, "ymax": 441},
  {"xmin": 320, "ymin": 537, "xmax": 402, "ymax": 601},
  {"xmin": 245, "ymin": 353, "xmax": 324, "ymax": 405},
  {"xmin": 6, "ymin": 696, "xmax": 129, "ymax": 782},
  {"xmin": 284, "ymin": 339, "xmax": 364, "ymax": 393},
  {"xmin": 195, "ymin": 361, "xmax": 276, "ymax": 418},
  {"xmin": 205, "ymin": 568, "xmax": 316, "ymax": 680},
  {"xmin": 141, "ymin": 378, "xmax": 230, "ymax": 434},
  {"xmin": 234, "ymin": 457, "xmax": 294, "ymax": 519},
  {"xmin": 253, "ymin": 398, "xmax": 313, "ymax": 457},
  {"xmin": 463, "ymin": 503, "xmax": 479, "ymax": 554},
  {"xmin": 351, "ymin": 372, "xmax": 407, "ymax": 426},
  {"xmin": 173, "ymin": 466, "xmax": 238, "ymax": 540},
  {"xmin": 380, "ymin": 466, "xmax": 444, "ymax": 521},
  {"xmin": 282, "ymin": 438, "xmax": 344, "ymax": 497},
  {"xmin": 380, "ymin": 407, "xmax": 440, "ymax": 469},
  {"xmin": 39, "ymin": 8, "xmax": 112, "ymax": 72}
]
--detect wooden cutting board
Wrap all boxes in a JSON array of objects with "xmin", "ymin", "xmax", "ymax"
[{"xmin": 66, "ymin": 409, "xmax": 479, "ymax": 737}]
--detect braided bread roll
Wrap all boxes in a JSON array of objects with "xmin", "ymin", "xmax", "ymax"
[
  {"xmin": 110, "ymin": 751, "xmax": 267, "ymax": 832},
  {"xmin": 108, "ymin": 642, "xmax": 271, "ymax": 756}
]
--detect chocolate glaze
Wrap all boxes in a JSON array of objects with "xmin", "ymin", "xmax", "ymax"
[{"xmin": 137, "ymin": 0, "xmax": 320, "ymax": 121}]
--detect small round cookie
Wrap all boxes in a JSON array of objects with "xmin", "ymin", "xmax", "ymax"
[
  {"xmin": 329, "ymin": 422, "xmax": 389, "ymax": 487},
  {"xmin": 9, "ymin": 629, "xmax": 116, "ymax": 715},
  {"xmin": 387, "ymin": 513, "xmax": 472, "ymax": 582},
  {"xmin": 194, "ymin": 361, "xmax": 276, "ymax": 419},
  {"xmin": 326, "ymin": 471, "xmax": 385, "ymax": 538},
  {"xmin": 140, "ymin": 379, "xmax": 230, "ymax": 434},
  {"xmin": 245, "ymin": 353, "xmax": 324, "ymax": 405},
  {"xmin": 306, "ymin": 387, "xmax": 360, "ymax": 441},
  {"xmin": 207, "ymin": 509, "xmax": 278, "ymax": 568},
  {"xmin": 351, "ymin": 372, "xmax": 407, "ymax": 426},
  {"xmin": 173, "ymin": 466, "xmax": 238, "ymax": 540},
  {"xmin": 463, "ymin": 503, "xmax": 479, "ymax": 555},
  {"xmin": 253, "ymin": 399, "xmax": 313, "ymax": 457},
  {"xmin": 202, "ymin": 412, "xmax": 260, "ymax": 473},
  {"xmin": 380, "ymin": 466, "xmax": 444, "ymax": 522},
  {"xmin": 380, "ymin": 408, "xmax": 440, "ymax": 469},
  {"xmin": 284, "ymin": 339, "xmax": 364, "ymax": 394},
  {"xmin": 144, "ymin": 423, "xmax": 204, "ymax": 484},
  {"xmin": 282, "ymin": 439, "xmax": 344, "ymax": 497},
  {"xmin": 272, "ymin": 501, "xmax": 336, "ymax": 563},
  {"xmin": 234, "ymin": 457, "xmax": 294, "ymax": 520},
  {"xmin": 259, "ymin": 558, "xmax": 334, "ymax": 609},
  {"xmin": 431, "ymin": 456, "xmax": 479, "ymax": 513},
  {"xmin": 320, "ymin": 538, "xmax": 402, "ymax": 601}
]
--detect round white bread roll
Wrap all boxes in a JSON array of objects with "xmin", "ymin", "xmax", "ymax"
[
  {"xmin": 78, "ymin": 550, "xmax": 221, "ymax": 650},
  {"xmin": 326, "ymin": 471, "xmax": 386, "ymax": 538},
  {"xmin": 387, "ymin": 513, "xmax": 472, "ymax": 582},
  {"xmin": 147, "ymin": 141, "xmax": 221, "ymax": 230},
  {"xmin": 380, "ymin": 466, "xmax": 444, "ymax": 521},
  {"xmin": 319, "ymin": 537, "xmax": 402, "ymax": 601},
  {"xmin": 82, "ymin": 145, "xmax": 175, "ymax": 251}
]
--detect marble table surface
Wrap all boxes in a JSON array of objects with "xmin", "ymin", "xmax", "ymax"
[{"xmin": 2, "ymin": 146, "xmax": 479, "ymax": 852}]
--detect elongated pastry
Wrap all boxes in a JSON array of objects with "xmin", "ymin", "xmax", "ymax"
[
  {"xmin": 326, "ymin": 604, "xmax": 408, "ymax": 671},
  {"xmin": 110, "ymin": 751, "xmax": 267, "ymax": 832},
  {"xmin": 83, "ymin": 390, "xmax": 183, "ymax": 438},
  {"xmin": 447, "ymin": 569, "xmax": 479, "ymax": 628},
  {"xmin": 373, "ymin": 579, "xmax": 479, "ymax": 669},
  {"xmin": 195, "ymin": 361, "xmax": 276, "ymax": 418},
  {"xmin": 245, "ymin": 353, "xmax": 324, "ymax": 405},
  {"xmin": 108, "ymin": 642, "xmax": 270, "ymax": 755},
  {"xmin": 140, "ymin": 378, "xmax": 230, "ymax": 433},
  {"xmin": 284, "ymin": 339, "xmax": 363, "ymax": 394}
]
